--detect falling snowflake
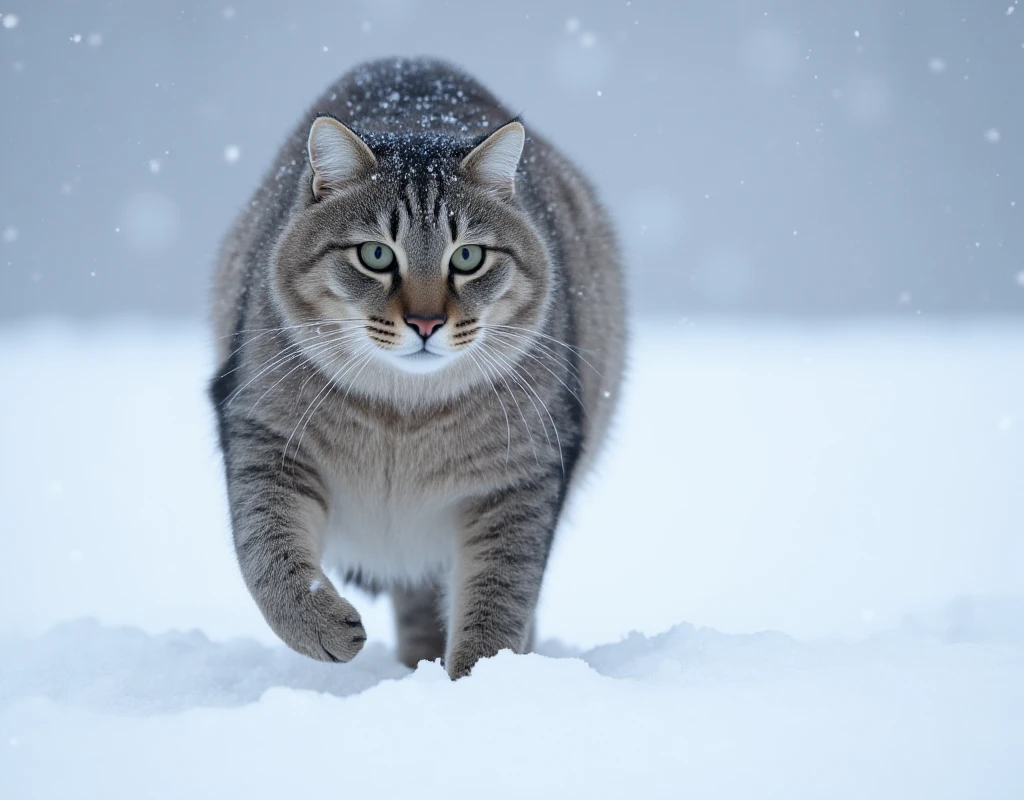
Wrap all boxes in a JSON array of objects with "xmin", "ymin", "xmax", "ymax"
[{"xmin": 224, "ymin": 145, "xmax": 241, "ymax": 164}]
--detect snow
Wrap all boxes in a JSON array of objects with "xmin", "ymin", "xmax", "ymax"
[
  {"xmin": 1, "ymin": 321, "xmax": 1023, "ymax": 797},
  {"xmin": 3, "ymin": 615, "xmax": 1023, "ymax": 799}
]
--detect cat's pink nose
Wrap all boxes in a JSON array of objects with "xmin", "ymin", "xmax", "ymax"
[{"xmin": 403, "ymin": 312, "xmax": 447, "ymax": 340}]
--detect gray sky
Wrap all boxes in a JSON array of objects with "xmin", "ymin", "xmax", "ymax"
[{"xmin": 1, "ymin": 0, "xmax": 1022, "ymax": 319}]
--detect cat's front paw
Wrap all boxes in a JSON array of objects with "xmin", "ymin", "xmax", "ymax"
[
  {"xmin": 446, "ymin": 637, "xmax": 505, "ymax": 680},
  {"xmin": 274, "ymin": 580, "xmax": 366, "ymax": 663}
]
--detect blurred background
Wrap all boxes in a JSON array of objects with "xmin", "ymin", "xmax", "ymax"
[{"xmin": 1, "ymin": 0, "xmax": 1022, "ymax": 321}]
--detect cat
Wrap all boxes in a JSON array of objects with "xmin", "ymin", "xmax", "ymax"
[{"xmin": 210, "ymin": 58, "xmax": 626, "ymax": 679}]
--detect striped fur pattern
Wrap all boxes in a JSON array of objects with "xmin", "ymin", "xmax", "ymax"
[{"xmin": 210, "ymin": 59, "xmax": 626, "ymax": 678}]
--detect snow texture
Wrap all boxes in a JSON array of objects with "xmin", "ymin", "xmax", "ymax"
[{"xmin": 1, "ymin": 321, "xmax": 1023, "ymax": 798}]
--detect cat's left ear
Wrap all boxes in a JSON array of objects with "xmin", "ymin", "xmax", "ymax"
[
  {"xmin": 460, "ymin": 120, "xmax": 525, "ymax": 200},
  {"xmin": 307, "ymin": 116, "xmax": 377, "ymax": 200}
]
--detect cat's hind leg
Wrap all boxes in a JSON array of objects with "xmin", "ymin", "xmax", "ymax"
[{"xmin": 391, "ymin": 581, "xmax": 446, "ymax": 668}]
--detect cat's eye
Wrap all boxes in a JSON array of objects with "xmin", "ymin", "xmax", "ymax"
[
  {"xmin": 449, "ymin": 244, "xmax": 485, "ymax": 274},
  {"xmin": 358, "ymin": 242, "xmax": 395, "ymax": 272}
]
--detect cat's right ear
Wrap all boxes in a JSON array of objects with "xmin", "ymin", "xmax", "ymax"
[{"xmin": 307, "ymin": 117, "xmax": 377, "ymax": 200}]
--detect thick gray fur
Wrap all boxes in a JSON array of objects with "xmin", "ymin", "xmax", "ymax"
[{"xmin": 210, "ymin": 58, "xmax": 626, "ymax": 678}]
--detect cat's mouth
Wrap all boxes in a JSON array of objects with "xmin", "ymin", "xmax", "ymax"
[{"xmin": 388, "ymin": 348, "xmax": 451, "ymax": 375}]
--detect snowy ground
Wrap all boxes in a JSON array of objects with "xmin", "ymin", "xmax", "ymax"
[{"xmin": 1, "ymin": 320, "xmax": 1023, "ymax": 798}]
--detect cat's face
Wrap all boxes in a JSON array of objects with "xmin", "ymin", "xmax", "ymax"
[{"xmin": 271, "ymin": 118, "xmax": 552, "ymax": 386}]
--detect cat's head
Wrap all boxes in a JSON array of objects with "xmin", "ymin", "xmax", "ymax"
[{"xmin": 271, "ymin": 116, "xmax": 553, "ymax": 389}]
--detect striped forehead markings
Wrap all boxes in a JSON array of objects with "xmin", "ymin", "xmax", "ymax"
[{"xmin": 396, "ymin": 177, "xmax": 451, "ymax": 234}]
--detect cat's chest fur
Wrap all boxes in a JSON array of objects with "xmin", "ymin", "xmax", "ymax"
[
  {"xmin": 323, "ymin": 482, "xmax": 460, "ymax": 586},
  {"xmin": 319, "ymin": 405, "xmax": 479, "ymax": 586}
]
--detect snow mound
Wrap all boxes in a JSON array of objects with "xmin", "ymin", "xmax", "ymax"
[
  {"xmin": 0, "ymin": 619, "xmax": 408, "ymax": 714},
  {"xmin": 2, "ymin": 609, "xmax": 1024, "ymax": 799}
]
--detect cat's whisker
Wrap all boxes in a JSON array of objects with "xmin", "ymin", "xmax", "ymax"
[
  {"xmin": 487, "ymin": 323, "xmax": 597, "ymax": 355},
  {"xmin": 287, "ymin": 327, "xmax": 391, "ymax": 416},
  {"xmin": 294, "ymin": 340, "xmax": 355, "ymax": 400},
  {"xmin": 225, "ymin": 346, "xmax": 318, "ymax": 407},
  {"xmin": 477, "ymin": 342, "xmax": 550, "ymax": 447},
  {"xmin": 283, "ymin": 344, "xmax": 374, "ymax": 469},
  {"xmin": 293, "ymin": 345, "xmax": 380, "ymax": 469},
  {"xmin": 485, "ymin": 330, "xmax": 586, "ymax": 410},
  {"xmin": 219, "ymin": 322, "xmax": 367, "ymax": 385},
  {"xmin": 225, "ymin": 328, "xmax": 366, "ymax": 407},
  {"xmin": 484, "ymin": 327, "xmax": 582, "ymax": 370},
  {"xmin": 479, "ymin": 341, "xmax": 563, "ymax": 473},
  {"xmin": 466, "ymin": 350, "xmax": 512, "ymax": 465},
  {"xmin": 245, "ymin": 332, "xmax": 369, "ymax": 416},
  {"xmin": 484, "ymin": 324, "xmax": 580, "ymax": 364},
  {"xmin": 481, "ymin": 332, "xmax": 587, "ymax": 397},
  {"xmin": 484, "ymin": 328, "xmax": 592, "ymax": 382},
  {"xmin": 223, "ymin": 318, "xmax": 368, "ymax": 339},
  {"xmin": 486, "ymin": 324, "xmax": 603, "ymax": 376},
  {"xmin": 474, "ymin": 344, "xmax": 542, "ymax": 465},
  {"xmin": 221, "ymin": 318, "xmax": 367, "ymax": 361}
]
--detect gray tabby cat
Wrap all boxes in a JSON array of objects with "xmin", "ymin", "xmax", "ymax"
[{"xmin": 210, "ymin": 58, "xmax": 625, "ymax": 679}]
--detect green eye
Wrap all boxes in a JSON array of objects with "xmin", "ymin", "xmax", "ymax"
[
  {"xmin": 358, "ymin": 241, "xmax": 395, "ymax": 272},
  {"xmin": 449, "ymin": 244, "xmax": 485, "ymax": 273}
]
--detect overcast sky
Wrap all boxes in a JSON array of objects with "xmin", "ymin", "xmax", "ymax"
[{"xmin": 1, "ymin": 0, "xmax": 1021, "ymax": 319}]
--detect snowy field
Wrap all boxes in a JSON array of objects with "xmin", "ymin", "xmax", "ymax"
[{"xmin": 1, "ymin": 320, "xmax": 1023, "ymax": 798}]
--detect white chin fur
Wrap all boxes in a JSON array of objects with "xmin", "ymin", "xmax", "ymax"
[{"xmin": 380, "ymin": 349, "xmax": 454, "ymax": 375}]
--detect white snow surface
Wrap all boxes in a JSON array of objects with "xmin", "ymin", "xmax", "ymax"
[{"xmin": 1, "ymin": 320, "xmax": 1023, "ymax": 798}]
